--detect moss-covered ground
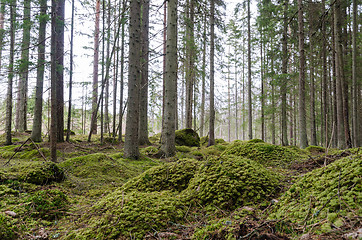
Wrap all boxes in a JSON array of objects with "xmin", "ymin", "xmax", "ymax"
[{"xmin": 0, "ymin": 132, "xmax": 360, "ymax": 239}]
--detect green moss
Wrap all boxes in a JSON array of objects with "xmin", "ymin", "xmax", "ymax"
[
  {"xmin": 0, "ymin": 213, "xmax": 18, "ymax": 240},
  {"xmin": 67, "ymin": 190, "xmax": 185, "ymax": 239},
  {"xmin": 222, "ymin": 141, "xmax": 301, "ymax": 166},
  {"xmin": 175, "ymin": 128, "xmax": 200, "ymax": 147},
  {"xmin": 193, "ymin": 218, "xmax": 236, "ymax": 240},
  {"xmin": 248, "ymin": 138, "xmax": 264, "ymax": 143},
  {"xmin": 149, "ymin": 133, "xmax": 161, "ymax": 144},
  {"xmin": 176, "ymin": 145, "xmax": 192, "ymax": 152},
  {"xmin": 306, "ymin": 145, "xmax": 325, "ymax": 154},
  {"xmin": 140, "ymin": 146, "xmax": 158, "ymax": 155},
  {"xmin": 25, "ymin": 189, "xmax": 68, "ymax": 220},
  {"xmin": 270, "ymin": 155, "xmax": 362, "ymax": 228},
  {"xmin": 183, "ymin": 156, "xmax": 280, "ymax": 210},
  {"xmin": 123, "ymin": 159, "xmax": 200, "ymax": 192}
]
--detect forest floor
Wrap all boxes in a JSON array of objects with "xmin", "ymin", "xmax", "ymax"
[{"xmin": 0, "ymin": 131, "xmax": 361, "ymax": 240}]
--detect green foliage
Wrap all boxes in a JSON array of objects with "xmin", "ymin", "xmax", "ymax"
[
  {"xmin": 123, "ymin": 159, "xmax": 200, "ymax": 192},
  {"xmin": 270, "ymin": 155, "xmax": 362, "ymax": 231},
  {"xmin": 67, "ymin": 191, "xmax": 185, "ymax": 239},
  {"xmin": 184, "ymin": 156, "xmax": 280, "ymax": 209},
  {"xmin": 0, "ymin": 213, "xmax": 18, "ymax": 240},
  {"xmin": 222, "ymin": 141, "xmax": 301, "ymax": 166},
  {"xmin": 149, "ymin": 133, "xmax": 161, "ymax": 144},
  {"xmin": 140, "ymin": 146, "xmax": 158, "ymax": 155},
  {"xmin": 175, "ymin": 128, "xmax": 200, "ymax": 147},
  {"xmin": 25, "ymin": 189, "xmax": 68, "ymax": 220}
]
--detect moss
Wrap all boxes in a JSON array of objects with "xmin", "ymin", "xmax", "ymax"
[
  {"xmin": 176, "ymin": 145, "xmax": 192, "ymax": 152},
  {"xmin": 193, "ymin": 218, "xmax": 236, "ymax": 240},
  {"xmin": 123, "ymin": 159, "xmax": 200, "ymax": 192},
  {"xmin": 25, "ymin": 188, "xmax": 68, "ymax": 220},
  {"xmin": 140, "ymin": 146, "xmax": 158, "ymax": 155},
  {"xmin": 200, "ymin": 136, "xmax": 208, "ymax": 146},
  {"xmin": 175, "ymin": 128, "xmax": 200, "ymax": 147},
  {"xmin": 306, "ymin": 145, "xmax": 325, "ymax": 154},
  {"xmin": 67, "ymin": 190, "xmax": 185, "ymax": 239},
  {"xmin": 222, "ymin": 141, "xmax": 301, "ymax": 166},
  {"xmin": 0, "ymin": 213, "xmax": 18, "ymax": 240},
  {"xmin": 183, "ymin": 156, "xmax": 280, "ymax": 210},
  {"xmin": 149, "ymin": 133, "xmax": 161, "ymax": 144},
  {"xmin": 248, "ymin": 138, "xmax": 264, "ymax": 143},
  {"xmin": 270, "ymin": 155, "xmax": 362, "ymax": 228},
  {"xmin": 64, "ymin": 129, "xmax": 76, "ymax": 135}
]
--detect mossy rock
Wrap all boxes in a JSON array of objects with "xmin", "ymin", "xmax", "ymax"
[
  {"xmin": 123, "ymin": 159, "xmax": 200, "ymax": 192},
  {"xmin": 64, "ymin": 129, "xmax": 76, "ymax": 135},
  {"xmin": 183, "ymin": 156, "xmax": 280, "ymax": 210},
  {"xmin": 222, "ymin": 141, "xmax": 300, "ymax": 166},
  {"xmin": 149, "ymin": 133, "xmax": 161, "ymax": 144},
  {"xmin": 140, "ymin": 146, "xmax": 158, "ymax": 155},
  {"xmin": 67, "ymin": 190, "xmax": 185, "ymax": 239},
  {"xmin": 25, "ymin": 188, "xmax": 68, "ymax": 220},
  {"xmin": 0, "ymin": 213, "xmax": 18, "ymax": 240},
  {"xmin": 200, "ymin": 136, "xmax": 226, "ymax": 146},
  {"xmin": 305, "ymin": 145, "xmax": 325, "ymax": 154},
  {"xmin": 175, "ymin": 128, "xmax": 200, "ymax": 147},
  {"xmin": 248, "ymin": 138, "xmax": 264, "ymax": 143},
  {"xmin": 270, "ymin": 155, "xmax": 362, "ymax": 229}
]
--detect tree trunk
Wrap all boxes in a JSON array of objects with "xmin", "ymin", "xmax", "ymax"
[
  {"xmin": 309, "ymin": 26, "xmax": 317, "ymax": 146},
  {"xmin": 91, "ymin": 0, "xmax": 101, "ymax": 135},
  {"xmin": 298, "ymin": 0, "xmax": 308, "ymax": 148},
  {"xmin": 260, "ymin": 33, "xmax": 264, "ymax": 141},
  {"xmin": 0, "ymin": 0, "xmax": 5, "ymax": 70},
  {"xmin": 104, "ymin": 0, "xmax": 111, "ymax": 136},
  {"xmin": 139, "ymin": 0, "xmax": 151, "ymax": 145},
  {"xmin": 31, "ymin": 0, "xmax": 47, "ymax": 142},
  {"xmin": 281, "ymin": 0, "xmax": 289, "ymax": 146},
  {"xmin": 160, "ymin": 0, "xmax": 177, "ymax": 157},
  {"xmin": 51, "ymin": 0, "xmax": 65, "ymax": 161},
  {"xmin": 118, "ymin": 0, "xmax": 127, "ymax": 142},
  {"xmin": 124, "ymin": 0, "xmax": 141, "ymax": 159},
  {"xmin": 321, "ymin": 0, "xmax": 328, "ymax": 146},
  {"xmin": 247, "ymin": 0, "xmax": 252, "ymax": 140},
  {"xmin": 5, "ymin": 0, "xmax": 16, "ymax": 145},
  {"xmin": 352, "ymin": 0, "xmax": 360, "ymax": 146},
  {"xmin": 200, "ymin": 15, "xmax": 206, "ymax": 138},
  {"xmin": 17, "ymin": 0, "xmax": 31, "ymax": 132},
  {"xmin": 66, "ymin": 0, "xmax": 75, "ymax": 142},
  {"xmin": 208, "ymin": 0, "xmax": 215, "ymax": 147}
]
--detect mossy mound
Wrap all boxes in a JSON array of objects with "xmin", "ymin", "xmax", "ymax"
[
  {"xmin": 270, "ymin": 155, "xmax": 362, "ymax": 232},
  {"xmin": 149, "ymin": 133, "xmax": 161, "ymax": 144},
  {"xmin": 0, "ymin": 144, "xmax": 50, "ymax": 160},
  {"xmin": 2, "ymin": 161, "xmax": 64, "ymax": 185},
  {"xmin": 200, "ymin": 136, "xmax": 227, "ymax": 146},
  {"xmin": 248, "ymin": 138, "xmax": 265, "ymax": 143},
  {"xmin": 175, "ymin": 128, "xmax": 200, "ymax": 147},
  {"xmin": 176, "ymin": 145, "xmax": 192, "ymax": 152},
  {"xmin": 305, "ymin": 145, "xmax": 325, "ymax": 154},
  {"xmin": 25, "ymin": 188, "xmax": 68, "ymax": 220},
  {"xmin": 222, "ymin": 141, "xmax": 300, "ymax": 166},
  {"xmin": 0, "ymin": 213, "xmax": 18, "ymax": 240},
  {"xmin": 140, "ymin": 146, "xmax": 158, "ymax": 155},
  {"xmin": 67, "ymin": 190, "xmax": 185, "ymax": 239},
  {"xmin": 123, "ymin": 159, "xmax": 200, "ymax": 192},
  {"xmin": 183, "ymin": 156, "xmax": 280, "ymax": 209}
]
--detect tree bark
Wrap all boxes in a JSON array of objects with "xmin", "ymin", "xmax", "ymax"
[
  {"xmin": 298, "ymin": 0, "xmax": 308, "ymax": 148},
  {"xmin": 124, "ymin": 0, "xmax": 141, "ymax": 159},
  {"xmin": 208, "ymin": 0, "xmax": 215, "ymax": 146},
  {"xmin": 139, "ymin": 0, "xmax": 151, "ymax": 145},
  {"xmin": 160, "ymin": 0, "xmax": 177, "ymax": 157},
  {"xmin": 352, "ymin": 0, "xmax": 360, "ymax": 146},
  {"xmin": 5, "ymin": 0, "xmax": 16, "ymax": 145},
  {"xmin": 200, "ymin": 15, "xmax": 207, "ymax": 138},
  {"xmin": 91, "ymin": 0, "xmax": 101, "ymax": 135},
  {"xmin": 0, "ymin": 0, "xmax": 5, "ymax": 70},
  {"xmin": 247, "ymin": 0, "xmax": 252, "ymax": 140},
  {"xmin": 281, "ymin": 0, "xmax": 289, "ymax": 146},
  {"xmin": 31, "ymin": 0, "xmax": 47, "ymax": 142},
  {"xmin": 17, "ymin": 0, "xmax": 31, "ymax": 132}
]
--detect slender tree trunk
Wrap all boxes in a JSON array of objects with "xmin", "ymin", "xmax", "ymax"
[
  {"xmin": 160, "ymin": 0, "xmax": 177, "ymax": 157},
  {"xmin": 17, "ymin": 0, "xmax": 31, "ymax": 132},
  {"xmin": 227, "ymin": 57, "xmax": 231, "ymax": 142},
  {"xmin": 91, "ymin": 0, "xmax": 101, "ymax": 135},
  {"xmin": 118, "ymin": 1, "xmax": 126, "ymax": 142},
  {"xmin": 235, "ymin": 62, "xmax": 238, "ymax": 140},
  {"xmin": 281, "ymin": 0, "xmax": 289, "ymax": 146},
  {"xmin": 298, "ymin": 0, "xmax": 308, "ymax": 148},
  {"xmin": 352, "ymin": 0, "xmax": 359, "ymax": 146},
  {"xmin": 124, "ymin": 0, "xmax": 141, "ymax": 159},
  {"xmin": 161, "ymin": 0, "xmax": 166, "ymax": 132},
  {"xmin": 247, "ymin": 0, "xmax": 252, "ymax": 140},
  {"xmin": 5, "ymin": 0, "xmax": 16, "ymax": 145},
  {"xmin": 309, "ymin": 29, "xmax": 317, "ymax": 146},
  {"xmin": 31, "ymin": 0, "xmax": 47, "ymax": 142},
  {"xmin": 104, "ymin": 0, "xmax": 111, "ymax": 136},
  {"xmin": 208, "ymin": 0, "xmax": 215, "ymax": 146},
  {"xmin": 112, "ymin": 4, "xmax": 120, "ymax": 140},
  {"xmin": 139, "ymin": 0, "xmax": 151, "ymax": 145},
  {"xmin": 0, "ymin": 0, "xmax": 5, "ymax": 71},
  {"xmin": 260, "ymin": 33, "xmax": 264, "ymax": 141},
  {"xmin": 185, "ymin": 0, "xmax": 195, "ymax": 129},
  {"xmin": 321, "ymin": 0, "xmax": 328, "ymax": 146},
  {"xmin": 66, "ymin": 0, "xmax": 75, "ymax": 142},
  {"xmin": 200, "ymin": 16, "xmax": 206, "ymax": 138}
]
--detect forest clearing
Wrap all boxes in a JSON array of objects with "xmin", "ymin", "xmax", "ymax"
[{"xmin": 0, "ymin": 130, "xmax": 361, "ymax": 239}]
